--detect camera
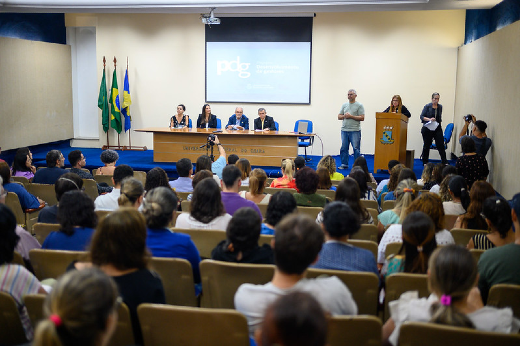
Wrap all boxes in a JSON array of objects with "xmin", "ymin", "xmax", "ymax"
[
  {"xmin": 465, "ymin": 114, "xmax": 473, "ymax": 122},
  {"xmin": 207, "ymin": 134, "xmax": 216, "ymax": 145}
]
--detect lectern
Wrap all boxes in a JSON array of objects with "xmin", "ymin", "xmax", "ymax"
[{"xmin": 373, "ymin": 112, "xmax": 408, "ymax": 173}]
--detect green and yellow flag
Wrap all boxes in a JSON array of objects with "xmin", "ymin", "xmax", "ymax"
[
  {"xmin": 109, "ymin": 69, "xmax": 122, "ymax": 134},
  {"xmin": 98, "ymin": 69, "xmax": 109, "ymax": 133}
]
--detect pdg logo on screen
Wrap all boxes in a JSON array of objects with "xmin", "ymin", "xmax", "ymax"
[{"xmin": 216, "ymin": 57, "xmax": 251, "ymax": 78}]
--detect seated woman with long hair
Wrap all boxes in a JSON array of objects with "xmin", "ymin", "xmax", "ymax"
[
  {"xmin": 11, "ymin": 147, "xmax": 36, "ymax": 180},
  {"xmin": 175, "ymin": 178, "xmax": 232, "ymax": 230},
  {"xmin": 317, "ymin": 155, "xmax": 344, "ymax": 181},
  {"xmin": 211, "ymin": 207, "xmax": 274, "ymax": 264},
  {"xmin": 443, "ymin": 175, "xmax": 470, "ymax": 215},
  {"xmin": 384, "ymin": 211, "xmax": 437, "ymax": 277},
  {"xmin": 293, "ymin": 167, "xmax": 327, "ymax": 207},
  {"xmin": 378, "ymin": 163, "xmax": 405, "ymax": 204},
  {"xmin": 240, "ymin": 168, "xmax": 271, "ymax": 204},
  {"xmin": 34, "ymin": 268, "xmax": 119, "ymax": 346},
  {"xmin": 316, "ymin": 167, "xmax": 336, "ymax": 191},
  {"xmin": 454, "ymin": 181, "xmax": 495, "ymax": 230},
  {"xmin": 382, "ymin": 245, "xmax": 520, "ymax": 345},
  {"xmin": 383, "ymin": 168, "xmax": 416, "ymax": 201},
  {"xmin": 378, "ymin": 192, "xmax": 455, "ymax": 265},
  {"xmin": 42, "ymin": 190, "xmax": 97, "ymax": 251},
  {"xmin": 187, "ymin": 169, "xmax": 213, "ymax": 201},
  {"xmin": 144, "ymin": 167, "xmax": 170, "ymax": 192},
  {"xmin": 261, "ymin": 191, "xmax": 297, "ymax": 235},
  {"xmin": 270, "ymin": 158, "xmax": 297, "ymax": 190},
  {"xmin": 418, "ymin": 162, "xmax": 434, "ymax": 187},
  {"xmin": 349, "ymin": 167, "xmax": 376, "ymax": 201},
  {"xmin": 467, "ymin": 196, "xmax": 515, "ymax": 250},
  {"xmin": 118, "ymin": 177, "xmax": 144, "ymax": 209},
  {"xmin": 236, "ymin": 158, "xmax": 251, "ymax": 186},
  {"xmin": 352, "ymin": 156, "xmax": 376, "ymax": 184},
  {"xmin": 377, "ymin": 179, "xmax": 418, "ymax": 238}
]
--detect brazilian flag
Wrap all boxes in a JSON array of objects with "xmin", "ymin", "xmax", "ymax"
[
  {"xmin": 110, "ymin": 69, "xmax": 122, "ymax": 134},
  {"xmin": 98, "ymin": 69, "xmax": 109, "ymax": 133}
]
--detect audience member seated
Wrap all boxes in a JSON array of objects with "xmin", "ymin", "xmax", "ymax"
[
  {"xmin": 169, "ymin": 158, "xmax": 193, "ymax": 192},
  {"xmin": 0, "ymin": 204, "xmax": 46, "ymax": 341},
  {"xmin": 312, "ymin": 202, "xmax": 378, "ymax": 278},
  {"xmin": 384, "ymin": 211, "xmax": 437, "ymax": 277},
  {"xmin": 353, "ymin": 156, "xmax": 377, "ymax": 183},
  {"xmin": 97, "ymin": 149, "xmax": 119, "ymax": 175},
  {"xmin": 33, "ymin": 268, "xmax": 119, "ymax": 346},
  {"xmin": 0, "ymin": 181, "xmax": 41, "ymax": 262},
  {"xmin": 378, "ymin": 163, "xmax": 405, "ymax": 204},
  {"xmin": 316, "ymin": 167, "xmax": 336, "ymax": 191},
  {"xmin": 38, "ymin": 173, "xmax": 83, "ymax": 224},
  {"xmin": 377, "ymin": 179, "xmax": 418, "ymax": 237},
  {"xmin": 33, "ymin": 150, "xmax": 67, "ymax": 184},
  {"xmin": 438, "ymin": 173, "xmax": 455, "ymax": 202},
  {"xmin": 118, "ymin": 177, "xmax": 144, "ymax": 210},
  {"xmin": 317, "ymin": 177, "xmax": 373, "ymax": 225},
  {"xmin": 454, "ymin": 181, "xmax": 495, "ymax": 230},
  {"xmin": 378, "ymin": 193, "xmax": 455, "ymax": 265},
  {"xmin": 234, "ymin": 214, "xmax": 358, "ymax": 337},
  {"xmin": 221, "ymin": 165, "xmax": 262, "ymax": 217},
  {"xmin": 468, "ymin": 196, "xmax": 514, "ymax": 250},
  {"xmin": 225, "ymin": 107, "xmax": 249, "ymax": 130},
  {"xmin": 143, "ymin": 187, "xmax": 201, "ymax": 282},
  {"xmin": 294, "ymin": 156, "xmax": 306, "ymax": 171},
  {"xmin": 236, "ymin": 158, "xmax": 251, "ymax": 186},
  {"xmin": 187, "ymin": 169, "xmax": 213, "ymax": 201},
  {"xmin": 430, "ymin": 165, "xmax": 457, "ymax": 195},
  {"xmin": 293, "ymin": 167, "xmax": 327, "ymax": 207},
  {"xmin": 456, "ymin": 137, "xmax": 489, "ymax": 189},
  {"xmin": 211, "ymin": 207, "xmax": 274, "ymax": 264},
  {"xmin": 317, "ymin": 155, "xmax": 344, "ymax": 181},
  {"xmin": 11, "ymin": 147, "xmax": 36, "ymax": 181},
  {"xmin": 90, "ymin": 208, "xmax": 166, "ymax": 344},
  {"xmin": 196, "ymin": 155, "xmax": 221, "ymax": 185},
  {"xmin": 228, "ymin": 154, "xmax": 240, "ymax": 165},
  {"xmin": 42, "ymin": 190, "xmax": 97, "ymax": 251},
  {"xmin": 239, "ymin": 168, "xmax": 271, "ymax": 204},
  {"xmin": 255, "ymin": 291, "xmax": 327, "ymax": 346},
  {"xmin": 443, "ymin": 175, "xmax": 469, "ymax": 215},
  {"xmin": 69, "ymin": 150, "xmax": 111, "ymax": 195},
  {"xmin": 376, "ymin": 159, "xmax": 400, "ymax": 195},
  {"xmin": 423, "ymin": 163, "xmax": 444, "ymax": 191},
  {"xmin": 349, "ymin": 167, "xmax": 376, "ymax": 201},
  {"xmin": 382, "ymin": 245, "xmax": 520, "ymax": 345},
  {"xmin": 144, "ymin": 167, "xmax": 170, "ymax": 193},
  {"xmin": 175, "ymin": 178, "xmax": 232, "ymax": 230},
  {"xmin": 0, "ymin": 161, "xmax": 43, "ymax": 209},
  {"xmin": 417, "ymin": 162, "xmax": 434, "ymax": 187},
  {"xmin": 94, "ymin": 164, "xmax": 134, "ymax": 211},
  {"xmin": 261, "ymin": 191, "xmax": 297, "ymax": 235},
  {"xmin": 270, "ymin": 159, "xmax": 297, "ymax": 190},
  {"xmin": 384, "ymin": 168, "xmax": 417, "ymax": 201},
  {"xmin": 478, "ymin": 192, "xmax": 520, "ymax": 303}
]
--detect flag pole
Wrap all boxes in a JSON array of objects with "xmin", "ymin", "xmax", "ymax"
[
  {"xmin": 114, "ymin": 57, "xmax": 121, "ymax": 149},
  {"xmin": 122, "ymin": 56, "xmax": 147, "ymax": 151},
  {"xmin": 103, "ymin": 57, "xmax": 110, "ymax": 149},
  {"xmin": 103, "ymin": 57, "xmax": 123, "ymax": 150}
]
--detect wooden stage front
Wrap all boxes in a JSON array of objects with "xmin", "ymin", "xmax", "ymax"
[{"xmin": 135, "ymin": 127, "xmax": 305, "ymax": 166}]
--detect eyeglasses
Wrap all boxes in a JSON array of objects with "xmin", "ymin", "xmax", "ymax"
[
  {"xmin": 433, "ymin": 97, "xmax": 440, "ymax": 100},
  {"xmin": 348, "ymin": 94, "xmax": 355, "ymax": 96}
]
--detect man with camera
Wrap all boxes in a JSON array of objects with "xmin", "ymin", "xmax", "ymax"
[
  {"xmin": 458, "ymin": 114, "xmax": 492, "ymax": 156},
  {"xmin": 210, "ymin": 134, "xmax": 227, "ymax": 179}
]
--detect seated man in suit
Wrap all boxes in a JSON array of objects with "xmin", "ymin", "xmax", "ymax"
[
  {"xmin": 253, "ymin": 108, "xmax": 277, "ymax": 131},
  {"xmin": 226, "ymin": 107, "xmax": 249, "ymax": 130}
]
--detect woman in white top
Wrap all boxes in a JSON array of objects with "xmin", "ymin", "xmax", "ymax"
[
  {"xmin": 175, "ymin": 178, "xmax": 232, "ymax": 230},
  {"xmin": 382, "ymin": 245, "xmax": 520, "ymax": 345},
  {"xmin": 443, "ymin": 175, "xmax": 469, "ymax": 216},
  {"xmin": 240, "ymin": 168, "xmax": 271, "ymax": 204},
  {"xmin": 236, "ymin": 158, "xmax": 251, "ymax": 187},
  {"xmin": 378, "ymin": 192, "xmax": 455, "ymax": 264}
]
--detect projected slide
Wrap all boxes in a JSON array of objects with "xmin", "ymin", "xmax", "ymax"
[{"xmin": 206, "ymin": 42, "xmax": 311, "ymax": 104}]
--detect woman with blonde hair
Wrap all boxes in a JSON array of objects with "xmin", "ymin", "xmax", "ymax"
[
  {"xmin": 317, "ymin": 155, "xmax": 344, "ymax": 181},
  {"xmin": 118, "ymin": 177, "xmax": 144, "ymax": 209},
  {"xmin": 240, "ymin": 168, "xmax": 271, "ymax": 204},
  {"xmin": 236, "ymin": 158, "xmax": 251, "ymax": 186},
  {"xmin": 33, "ymin": 268, "xmax": 119, "ymax": 346},
  {"xmin": 383, "ymin": 94, "xmax": 411, "ymax": 117},
  {"xmin": 270, "ymin": 158, "xmax": 297, "ymax": 190},
  {"xmin": 377, "ymin": 179, "xmax": 418, "ymax": 237}
]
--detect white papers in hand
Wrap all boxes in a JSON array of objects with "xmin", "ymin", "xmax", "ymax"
[{"xmin": 424, "ymin": 120, "xmax": 439, "ymax": 131}]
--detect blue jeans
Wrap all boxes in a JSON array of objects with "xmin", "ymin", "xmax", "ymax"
[{"xmin": 340, "ymin": 130, "xmax": 361, "ymax": 166}]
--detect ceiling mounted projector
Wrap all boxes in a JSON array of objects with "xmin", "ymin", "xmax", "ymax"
[{"xmin": 202, "ymin": 8, "xmax": 220, "ymax": 25}]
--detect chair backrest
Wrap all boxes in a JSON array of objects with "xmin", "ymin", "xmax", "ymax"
[
  {"xmin": 181, "ymin": 200, "xmax": 191, "ymax": 212},
  {"xmin": 266, "ymin": 177, "xmax": 275, "ymax": 185},
  {"xmin": 216, "ymin": 118, "xmax": 222, "ymax": 129},
  {"xmin": 366, "ymin": 208, "xmax": 379, "ymax": 226},
  {"xmin": 328, "ymin": 315, "xmax": 382, "ymax": 346},
  {"xmin": 257, "ymin": 203, "xmax": 268, "ymax": 218},
  {"xmin": 238, "ymin": 185, "xmax": 249, "ymax": 192},
  {"xmin": 274, "ymin": 121, "xmax": 279, "ymax": 131},
  {"xmin": 176, "ymin": 191, "xmax": 191, "ymax": 201},
  {"xmin": 10, "ymin": 176, "xmax": 29, "ymax": 187},
  {"xmin": 385, "ymin": 242, "xmax": 403, "ymax": 260},
  {"xmin": 29, "ymin": 249, "xmax": 88, "ymax": 280},
  {"xmin": 138, "ymin": 303, "xmax": 250, "ymax": 346},
  {"xmin": 0, "ymin": 292, "xmax": 28, "ymax": 345},
  {"xmin": 82, "ymin": 179, "xmax": 99, "ymax": 200},
  {"xmin": 94, "ymin": 174, "xmax": 114, "ymax": 187},
  {"xmin": 306, "ymin": 268, "xmax": 379, "ymax": 315},
  {"xmin": 149, "ymin": 257, "xmax": 197, "ymax": 307},
  {"xmin": 382, "ymin": 200, "xmax": 396, "ymax": 211},
  {"xmin": 470, "ymin": 249, "xmax": 485, "ymax": 263},
  {"xmin": 361, "ymin": 199, "xmax": 378, "ymax": 211},
  {"xmin": 133, "ymin": 171, "xmax": 147, "ymax": 186},
  {"xmin": 331, "ymin": 179, "xmax": 341, "ymax": 186},
  {"xmin": 443, "ymin": 214, "xmax": 459, "ymax": 231},
  {"xmin": 188, "ymin": 118, "xmax": 193, "ymax": 128},
  {"xmin": 351, "ymin": 224, "xmax": 378, "ymax": 243},
  {"xmin": 316, "ymin": 189, "xmax": 336, "ymax": 199},
  {"xmin": 294, "ymin": 120, "xmax": 313, "ymax": 140},
  {"xmin": 346, "ymin": 239, "xmax": 378, "ymax": 260},
  {"xmin": 258, "ymin": 234, "xmax": 274, "ymax": 247},
  {"xmin": 384, "ymin": 273, "xmax": 429, "ymax": 321},
  {"xmin": 297, "ymin": 206, "xmax": 323, "ymax": 220},
  {"xmin": 173, "ymin": 228, "xmax": 227, "ymax": 259},
  {"xmin": 12, "ymin": 251, "xmax": 25, "ymax": 267},
  {"xmin": 5, "ymin": 192, "xmax": 26, "ymax": 226},
  {"xmin": 443, "ymin": 122, "xmax": 455, "ymax": 144},
  {"xmin": 32, "ymin": 222, "xmax": 61, "ymax": 244},
  {"xmin": 199, "ymin": 259, "xmax": 275, "ymax": 309},
  {"xmin": 27, "ymin": 183, "xmax": 57, "ymax": 206},
  {"xmin": 24, "ymin": 293, "xmax": 45, "ymax": 329},
  {"xmin": 398, "ymin": 321, "xmax": 520, "ymax": 346},
  {"xmin": 450, "ymin": 228, "xmax": 488, "ymax": 247},
  {"xmin": 487, "ymin": 284, "xmax": 520, "ymax": 319},
  {"xmin": 264, "ymin": 187, "xmax": 297, "ymax": 195}
]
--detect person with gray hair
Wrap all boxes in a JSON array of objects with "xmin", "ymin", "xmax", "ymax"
[
  {"xmin": 337, "ymin": 89, "xmax": 365, "ymax": 169},
  {"xmin": 254, "ymin": 107, "xmax": 277, "ymax": 131},
  {"xmin": 226, "ymin": 106, "xmax": 249, "ymax": 130},
  {"xmin": 32, "ymin": 149, "xmax": 67, "ymax": 184}
]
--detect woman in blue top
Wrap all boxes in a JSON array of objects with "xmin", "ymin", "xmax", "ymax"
[
  {"xmin": 142, "ymin": 186, "xmax": 202, "ymax": 285},
  {"xmin": 0, "ymin": 161, "xmax": 42, "ymax": 209}
]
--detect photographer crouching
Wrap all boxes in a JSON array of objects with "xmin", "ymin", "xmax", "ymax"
[{"xmin": 458, "ymin": 114, "xmax": 492, "ymax": 156}]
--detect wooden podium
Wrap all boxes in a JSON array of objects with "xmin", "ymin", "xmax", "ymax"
[{"xmin": 373, "ymin": 112, "xmax": 408, "ymax": 173}]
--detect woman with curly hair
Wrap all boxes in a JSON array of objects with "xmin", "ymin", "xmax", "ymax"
[
  {"xmin": 293, "ymin": 167, "xmax": 327, "ymax": 207},
  {"xmin": 378, "ymin": 163, "xmax": 405, "ymax": 205},
  {"xmin": 317, "ymin": 155, "xmax": 344, "ymax": 181},
  {"xmin": 144, "ymin": 167, "xmax": 170, "ymax": 192},
  {"xmin": 261, "ymin": 191, "xmax": 297, "ymax": 235},
  {"xmin": 418, "ymin": 162, "xmax": 434, "ymax": 187},
  {"xmin": 97, "ymin": 150, "xmax": 119, "ymax": 175},
  {"xmin": 454, "ymin": 181, "xmax": 495, "ymax": 230}
]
